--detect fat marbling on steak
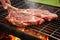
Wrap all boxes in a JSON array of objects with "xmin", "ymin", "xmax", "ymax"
[
  {"xmin": 6, "ymin": 9, "xmax": 45, "ymax": 27},
  {"xmin": 25, "ymin": 9, "xmax": 58, "ymax": 21},
  {"xmin": 6, "ymin": 4, "xmax": 58, "ymax": 27}
]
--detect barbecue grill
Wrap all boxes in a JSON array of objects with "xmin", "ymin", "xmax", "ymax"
[{"xmin": 0, "ymin": 0, "xmax": 60, "ymax": 40}]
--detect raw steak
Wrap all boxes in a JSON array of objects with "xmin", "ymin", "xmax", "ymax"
[
  {"xmin": 6, "ymin": 9, "xmax": 44, "ymax": 27},
  {"xmin": 6, "ymin": 4, "xmax": 58, "ymax": 27},
  {"xmin": 24, "ymin": 9, "xmax": 58, "ymax": 21}
]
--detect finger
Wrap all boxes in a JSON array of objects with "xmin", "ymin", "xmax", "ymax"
[
  {"xmin": 6, "ymin": 3, "xmax": 19, "ymax": 10},
  {"xmin": 0, "ymin": 0, "xmax": 7, "ymax": 9},
  {"xmin": 6, "ymin": 0, "xmax": 11, "ymax": 4}
]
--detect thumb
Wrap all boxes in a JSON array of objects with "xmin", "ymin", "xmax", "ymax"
[
  {"xmin": 1, "ymin": 0, "xmax": 7, "ymax": 9},
  {"xmin": 6, "ymin": 0, "xmax": 11, "ymax": 5}
]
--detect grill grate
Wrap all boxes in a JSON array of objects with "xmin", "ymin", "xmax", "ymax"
[
  {"xmin": 28, "ymin": 18, "xmax": 60, "ymax": 40},
  {"xmin": 0, "ymin": 0, "xmax": 60, "ymax": 40}
]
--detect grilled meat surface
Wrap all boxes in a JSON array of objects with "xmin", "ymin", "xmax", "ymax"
[
  {"xmin": 6, "ymin": 9, "xmax": 45, "ymax": 27},
  {"xmin": 24, "ymin": 9, "xmax": 58, "ymax": 21},
  {"xmin": 6, "ymin": 7, "xmax": 58, "ymax": 27}
]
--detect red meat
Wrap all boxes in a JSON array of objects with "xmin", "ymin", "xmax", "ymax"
[{"xmin": 6, "ymin": 9, "xmax": 44, "ymax": 27}]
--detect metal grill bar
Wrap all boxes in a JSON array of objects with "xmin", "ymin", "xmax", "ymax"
[
  {"xmin": 29, "ymin": 28, "xmax": 60, "ymax": 40},
  {"xmin": 28, "ymin": 20, "xmax": 60, "ymax": 40},
  {"xmin": 54, "ymin": 9, "xmax": 60, "ymax": 13}
]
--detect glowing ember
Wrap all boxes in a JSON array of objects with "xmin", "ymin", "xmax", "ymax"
[
  {"xmin": 0, "ymin": 31, "xmax": 21, "ymax": 40},
  {"xmin": 17, "ymin": 27, "xmax": 49, "ymax": 40},
  {"xmin": 0, "ymin": 27, "xmax": 49, "ymax": 40},
  {"xmin": 9, "ymin": 35, "xmax": 21, "ymax": 40}
]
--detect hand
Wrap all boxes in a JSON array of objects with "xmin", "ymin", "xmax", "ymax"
[{"xmin": 0, "ymin": 0, "xmax": 11, "ymax": 9}]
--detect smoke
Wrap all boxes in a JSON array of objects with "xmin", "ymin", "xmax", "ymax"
[{"xmin": 24, "ymin": 0, "xmax": 38, "ymax": 8}]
